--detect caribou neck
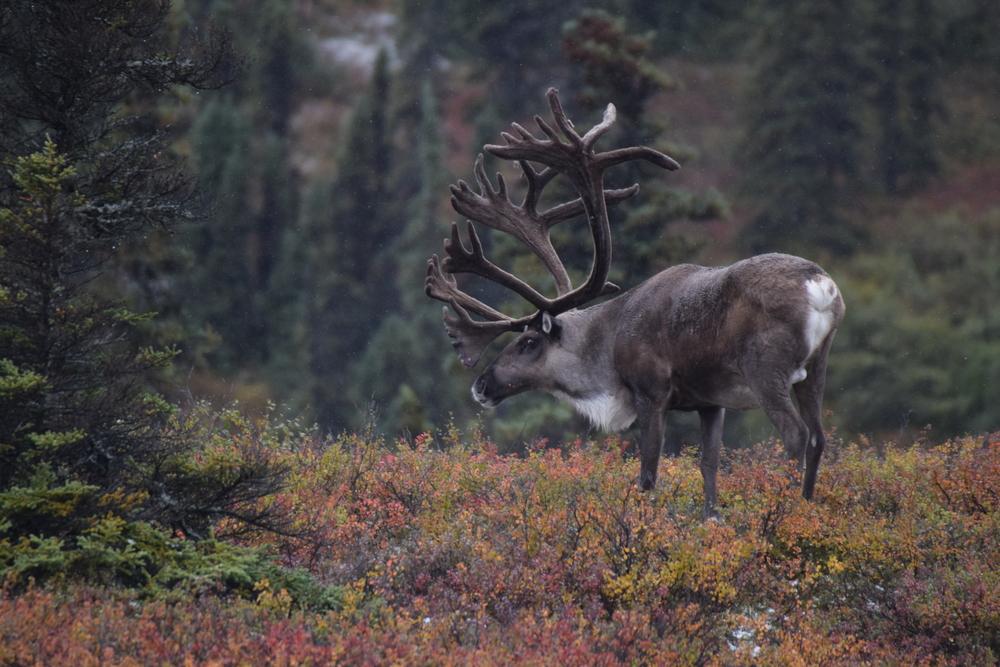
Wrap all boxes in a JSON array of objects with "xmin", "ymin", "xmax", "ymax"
[{"xmin": 548, "ymin": 297, "xmax": 637, "ymax": 432}]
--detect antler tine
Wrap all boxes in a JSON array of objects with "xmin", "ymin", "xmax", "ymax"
[
  {"xmin": 450, "ymin": 157, "xmax": 574, "ymax": 296},
  {"xmin": 428, "ymin": 249, "xmax": 621, "ymax": 362},
  {"xmin": 518, "ymin": 159, "xmax": 638, "ymax": 226},
  {"xmin": 582, "ymin": 103, "xmax": 616, "ymax": 150},
  {"xmin": 546, "ymin": 88, "xmax": 584, "ymax": 148},
  {"xmin": 540, "ymin": 184, "xmax": 639, "ymax": 226},
  {"xmin": 597, "ymin": 146, "xmax": 681, "ymax": 172},
  {"xmin": 472, "ymin": 153, "xmax": 496, "ymax": 198},
  {"xmin": 518, "ymin": 161, "xmax": 557, "ymax": 216},
  {"xmin": 442, "ymin": 222, "xmax": 551, "ymax": 309},
  {"xmin": 495, "ymin": 171, "xmax": 508, "ymax": 198},
  {"xmin": 425, "ymin": 254, "xmax": 507, "ymax": 321},
  {"xmin": 532, "ymin": 114, "xmax": 566, "ymax": 148},
  {"xmin": 427, "ymin": 252, "xmax": 531, "ymax": 368},
  {"xmin": 510, "ymin": 122, "xmax": 537, "ymax": 141}
]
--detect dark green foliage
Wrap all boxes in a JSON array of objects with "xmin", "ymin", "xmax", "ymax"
[
  {"xmin": 187, "ymin": 99, "xmax": 256, "ymax": 370},
  {"xmin": 0, "ymin": 1, "xmax": 289, "ymax": 582},
  {"xmin": 870, "ymin": 0, "xmax": 944, "ymax": 193},
  {"xmin": 0, "ymin": 141, "xmax": 175, "ymax": 521},
  {"xmin": 181, "ymin": 0, "xmax": 310, "ymax": 377},
  {"xmin": 620, "ymin": 0, "xmax": 750, "ymax": 58},
  {"xmin": 0, "ymin": 513, "xmax": 343, "ymax": 611},
  {"xmin": 0, "ymin": 1, "xmax": 231, "ymax": 157},
  {"xmin": 307, "ymin": 50, "xmax": 396, "ymax": 430},
  {"xmin": 739, "ymin": 0, "xmax": 869, "ymax": 255},
  {"xmin": 829, "ymin": 210, "xmax": 1000, "ymax": 437},
  {"xmin": 0, "ymin": 400, "xmax": 307, "ymax": 593},
  {"xmin": 253, "ymin": 0, "xmax": 302, "ymax": 136},
  {"xmin": 448, "ymin": 0, "xmax": 585, "ymax": 116},
  {"xmin": 0, "ymin": 139, "xmax": 289, "ymax": 548},
  {"xmin": 394, "ymin": 0, "xmax": 456, "ymax": 123},
  {"xmin": 562, "ymin": 9, "xmax": 674, "ymax": 128},
  {"xmin": 352, "ymin": 80, "xmax": 468, "ymax": 435},
  {"xmin": 942, "ymin": 0, "xmax": 1000, "ymax": 69}
]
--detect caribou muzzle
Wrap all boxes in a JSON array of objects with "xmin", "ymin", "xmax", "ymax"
[{"xmin": 471, "ymin": 368, "xmax": 506, "ymax": 408}]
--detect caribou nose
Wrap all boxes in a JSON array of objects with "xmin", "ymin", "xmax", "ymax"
[
  {"xmin": 472, "ymin": 375, "xmax": 487, "ymax": 399},
  {"xmin": 471, "ymin": 374, "xmax": 494, "ymax": 407}
]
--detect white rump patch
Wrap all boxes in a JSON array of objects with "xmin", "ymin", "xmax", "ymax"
[
  {"xmin": 803, "ymin": 276, "xmax": 838, "ymax": 358},
  {"xmin": 554, "ymin": 391, "xmax": 637, "ymax": 433},
  {"xmin": 791, "ymin": 368, "xmax": 807, "ymax": 384}
]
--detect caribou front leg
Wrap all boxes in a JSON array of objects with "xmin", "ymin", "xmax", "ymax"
[
  {"xmin": 698, "ymin": 406, "xmax": 725, "ymax": 520},
  {"xmin": 637, "ymin": 404, "xmax": 666, "ymax": 491}
]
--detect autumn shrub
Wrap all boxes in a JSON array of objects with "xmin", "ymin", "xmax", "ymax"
[
  {"xmin": 0, "ymin": 404, "xmax": 352, "ymax": 613},
  {"xmin": 0, "ymin": 429, "xmax": 996, "ymax": 665}
]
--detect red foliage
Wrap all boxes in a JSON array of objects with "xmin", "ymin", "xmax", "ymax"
[{"xmin": 2, "ymin": 435, "xmax": 997, "ymax": 665}]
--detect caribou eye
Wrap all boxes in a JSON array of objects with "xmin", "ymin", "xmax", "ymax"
[{"xmin": 519, "ymin": 337, "xmax": 538, "ymax": 354}]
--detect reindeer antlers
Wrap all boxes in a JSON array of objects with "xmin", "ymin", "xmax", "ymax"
[
  {"xmin": 448, "ymin": 155, "xmax": 639, "ymax": 299},
  {"xmin": 425, "ymin": 88, "xmax": 679, "ymax": 367}
]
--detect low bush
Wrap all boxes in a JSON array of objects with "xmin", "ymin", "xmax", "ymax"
[{"xmin": 1, "ymin": 429, "xmax": 996, "ymax": 665}]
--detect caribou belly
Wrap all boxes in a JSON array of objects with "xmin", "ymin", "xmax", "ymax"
[
  {"xmin": 703, "ymin": 367, "xmax": 808, "ymax": 411},
  {"xmin": 711, "ymin": 384, "xmax": 761, "ymax": 411}
]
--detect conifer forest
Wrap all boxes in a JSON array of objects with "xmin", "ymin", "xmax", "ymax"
[{"xmin": 0, "ymin": 1, "xmax": 997, "ymax": 664}]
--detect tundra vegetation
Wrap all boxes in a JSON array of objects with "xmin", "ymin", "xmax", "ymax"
[
  {"xmin": 0, "ymin": 0, "xmax": 997, "ymax": 664},
  {"xmin": 1, "ymin": 426, "xmax": 997, "ymax": 664}
]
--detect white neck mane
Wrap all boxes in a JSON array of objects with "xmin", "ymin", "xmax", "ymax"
[{"xmin": 553, "ymin": 390, "xmax": 637, "ymax": 433}]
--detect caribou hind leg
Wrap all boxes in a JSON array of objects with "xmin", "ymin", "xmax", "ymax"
[
  {"xmin": 744, "ymin": 337, "xmax": 812, "ymax": 468},
  {"xmin": 794, "ymin": 333, "xmax": 835, "ymax": 500},
  {"xmin": 752, "ymin": 379, "xmax": 811, "ymax": 468},
  {"xmin": 698, "ymin": 406, "xmax": 725, "ymax": 519}
]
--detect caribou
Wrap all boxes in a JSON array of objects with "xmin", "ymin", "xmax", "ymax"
[{"xmin": 425, "ymin": 89, "xmax": 845, "ymax": 518}]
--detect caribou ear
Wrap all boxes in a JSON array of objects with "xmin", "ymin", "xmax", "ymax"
[{"xmin": 541, "ymin": 312, "xmax": 560, "ymax": 339}]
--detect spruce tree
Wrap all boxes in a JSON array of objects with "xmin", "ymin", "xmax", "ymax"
[
  {"xmin": 264, "ymin": 177, "xmax": 330, "ymax": 416},
  {"xmin": 739, "ymin": 0, "xmax": 869, "ymax": 254},
  {"xmin": 449, "ymin": 0, "xmax": 584, "ymax": 116},
  {"xmin": 0, "ymin": 140, "xmax": 177, "ymax": 508},
  {"xmin": 622, "ymin": 0, "xmax": 750, "ymax": 58},
  {"xmin": 558, "ymin": 10, "xmax": 726, "ymax": 287},
  {"xmin": 188, "ymin": 98, "xmax": 256, "ymax": 370},
  {"xmin": 0, "ymin": 1, "xmax": 284, "ymax": 546},
  {"xmin": 352, "ymin": 80, "xmax": 473, "ymax": 435},
  {"xmin": 182, "ymin": 0, "xmax": 306, "ymax": 379},
  {"xmin": 308, "ymin": 50, "xmax": 395, "ymax": 430},
  {"xmin": 870, "ymin": 0, "xmax": 943, "ymax": 193}
]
